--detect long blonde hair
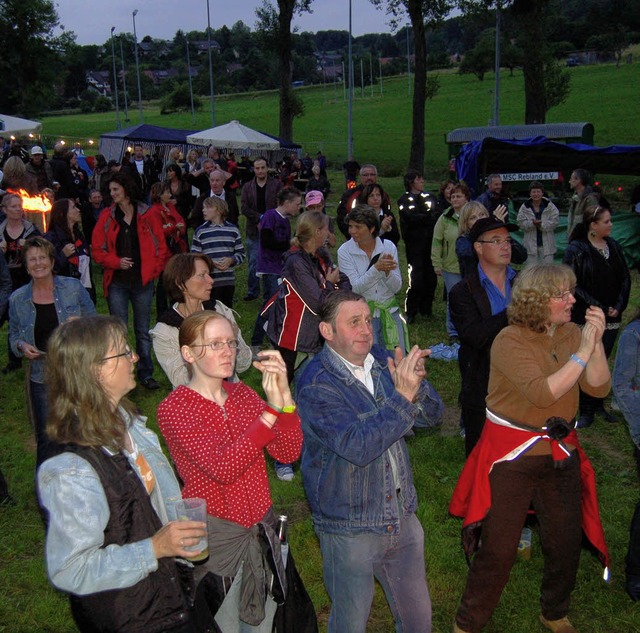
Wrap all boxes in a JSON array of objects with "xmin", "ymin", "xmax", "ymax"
[{"xmin": 46, "ymin": 315, "xmax": 138, "ymax": 451}]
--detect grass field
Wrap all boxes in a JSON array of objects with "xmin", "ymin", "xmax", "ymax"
[
  {"xmin": 1, "ymin": 61, "xmax": 640, "ymax": 632},
  {"xmin": 40, "ymin": 61, "xmax": 640, "ymax": 181}
]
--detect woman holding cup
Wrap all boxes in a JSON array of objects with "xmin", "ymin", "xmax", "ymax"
[
  {"xmin": 157, "ymin": 310, "xmax": 303, "ymax": 632},
  {"xmin": 38, "ymin": 315, "xmax": 205, "ymax": 633}
]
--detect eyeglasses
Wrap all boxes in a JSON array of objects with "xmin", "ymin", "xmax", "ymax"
[
  {"xmin": 191, "ymin": 340, "xmax": 239, "ymax": 352},
  {"xmin": 102, "ymin": 345, "xmax": 135, "ymax": 362},
  {"xmin": 550, "ymin": 289, "xmax": 575, "ymax": 302},
  {"xmin": 476, "ymin": 237, "xmax": 513, "ymax": 246}
]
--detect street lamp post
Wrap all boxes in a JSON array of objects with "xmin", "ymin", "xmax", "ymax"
[
  {"xmin": 119, "ymin": 37, "xmax": 130, "ymax": 124},
  {"xmin": 110, "ymin": 27, "xmax": 121, "ymax": 130},
  {"xmin": 185, "ymin": 39, "xmax": 196, "ymax": 126},
  {"xmin": 493, "ymin": 1, "xmax": 502, "ymax": 126},
  {"xmin": 406, "ymin": 25, "xmax": 411, "ymax": 96},
  {"xmin": 132, "ymin": 9, "xmax": 144, "ymax": 123},
  {"xmin": 205, "ymin": 0, "xmax": 216, "ymax": 127},
  {"xmin": 347, "ymin": 0, "xmax": 353, "ymax": 159}
]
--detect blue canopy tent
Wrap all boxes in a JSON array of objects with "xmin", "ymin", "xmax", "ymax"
[
  {"xmin": 99, "ymin": 124, "xmax": 198, "ymax": 164},
  {"xmin": 455, "ymin": 136, "xmax": 640, "ymax": 266},
  {"xmin": 455, "ymin": 136, "xmax": 640, "ymax": 197}
]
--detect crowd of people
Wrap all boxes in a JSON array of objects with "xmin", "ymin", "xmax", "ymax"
[{"xmin": 0, "ymin": 143, "xmax": 638, "ymax": 633}]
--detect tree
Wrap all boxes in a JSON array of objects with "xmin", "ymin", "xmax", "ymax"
[
  {"xmin": 458, "ymin": 28, "xmax": 495, "ymax": 80},
  {"xmin": 0, "ymin": 0, "xmax": 62, "ymax": 115},
  {"xmin": 371, "ymin": 0, "xmax": 452, "ymax": 173},
  {"xmin": 256, "ymin": 1, "xmax": 312, "ymax": 142},
  {"xmin": 457, "ymin": 0, "xmax": 571, "ymax": 124}
]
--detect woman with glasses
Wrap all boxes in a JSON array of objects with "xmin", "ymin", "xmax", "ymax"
[
  {"xmin": 450, "ymin": 264, "xmax": 611, "ymax": 633},
  {"xmin": 157, "ymin": 311, "xmax": 304, "ymax": 632},
  {"xmin": 9, "ymin": 236, "xmax": 95, "ymax": 468},
  {"xmin": 150, "ymin": 253, "xmax": 251, "ymax": 389},
  {"xmin": 38, "ymin": 315, "xmax": 205, "ymax": 633},
  {"xmin": 564, "ymin": 204, "xmax": 630, "ymax": 428}
]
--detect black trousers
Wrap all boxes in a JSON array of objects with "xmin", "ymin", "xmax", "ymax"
[{"xmin": 456, "ymin": 454, "xmax": 582, "ymax": 632}]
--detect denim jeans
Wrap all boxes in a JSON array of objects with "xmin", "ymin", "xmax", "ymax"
[
  {"xmin": 442, "ymin": 271, "xmax": 462, "ymax": 338},
  {"xmin": 28, "ymin": 379, "xmax": 56, "ymax": 469},
  {"xmin": 245, "ymin": 236, "xmax": 260, "ymax": 298},
  {"xmin": 251, "ymin": 274, "xmax": 280, "ymax": 346},
  {"xmin": 107, "ymin": 279, "xmax": 155, "ymax": 380},
  {"xmin": 317, "ymin": 512, "xmax": 432, "ymax": 633}
]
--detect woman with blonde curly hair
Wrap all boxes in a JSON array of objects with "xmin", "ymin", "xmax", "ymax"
[{"xmin": 450, "ymin": 264, "xmax": 611, "ymax": 633}]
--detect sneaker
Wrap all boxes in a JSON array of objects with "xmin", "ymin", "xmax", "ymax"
[
  {"xmin": 275, "ymin": 464, "xmax": 294, "ymax": 482},
  {"xmin": 243, "ymin": 294, "xmax": 258, "ymax": 301},
  {"xmin": 539, "ymin": 614, "xmax": 578, "ymax": 633},
  {"xmin": 2, "ymin": 362, "xmax": 21, "ymax": 375},
  {"xmin": 140, "ymin": 377, "xmax": 160, "ymax": 390}
]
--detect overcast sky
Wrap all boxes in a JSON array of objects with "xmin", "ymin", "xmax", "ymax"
[{"xmin": 56, "ymin": 1, "xmax": 406, "ymax": 46}]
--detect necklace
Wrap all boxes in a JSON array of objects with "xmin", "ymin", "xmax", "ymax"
[{"xmin": 591, "ymin": 239, "xmax": 609, "ymax": 259}]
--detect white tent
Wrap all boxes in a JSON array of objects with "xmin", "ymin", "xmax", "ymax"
[
  {"xmin": 0, "ymin": 114, "xmax": 42, "ymax": 137},
  {"xmin": 187, "ymin": 120, "xmax": 280, "ymax": 150}
]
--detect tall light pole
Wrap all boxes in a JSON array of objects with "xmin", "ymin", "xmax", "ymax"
[
  {"xmin": 205, "ymin": 0, "xmax": 216, "ymax": 127},
  {"xmin": 119, "ymin": 37, "xmax": 130, "ymax": 124},
  {"xmin": 347, "ymin": 0, "xmax": 354, "ymax": 160},
  {"xmin": 185, "ymin": 39, "xmax": 196, "ymax": 125},
  {"xmin": 493, "ymin": 1, "xmax": 502, "ymax": 126},
  {"xmin": 406, "ymin": 25, "xmax": 411, "ymax": 96},
  {"xmin": 110, "ymin": 27, "xmax": 121, "ymax": 129},
  {"xmin": 132, "ymin": 9, "xmax": 144, "ymax": 123}
]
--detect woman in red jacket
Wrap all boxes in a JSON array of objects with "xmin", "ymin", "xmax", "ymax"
[
  {"xmin": 92, "ymin": 171, "xmax": 168, "ymax": 390},
  {"xmin": 148, "ymin": 181, "xmax": 187, "ymax": 315},
  {"xmin": 158, "ymin": 311, "xmax": 303, "ymax": 631}
]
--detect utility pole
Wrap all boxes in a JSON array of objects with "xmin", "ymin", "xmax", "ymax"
[
  {"xmin": 132, "ymin": 10, "xmax": 144, "ymax": 123},
  {"xmin": 110, "ymin": 27, "xmax": 121, "ymax": 129}
]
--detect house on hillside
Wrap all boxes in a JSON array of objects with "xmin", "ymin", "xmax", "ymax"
[
  {"xmin": 138, "ymin": 40, "xmax": 172, "ymax": 58},
  {"xmin": 85, "ymin": 71, "xmax": 112, "ymax": 97},
  {"xmin": 193, "ymin": 40, "xmax": 221, "ymax": 54}
]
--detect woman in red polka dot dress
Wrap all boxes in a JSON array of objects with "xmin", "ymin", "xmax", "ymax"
[{"xmin": 157, "ymin": 310, "xmax": 303, "ymax": 632}]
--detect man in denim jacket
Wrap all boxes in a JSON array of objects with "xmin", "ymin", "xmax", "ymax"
[{"xmin": 297, "ymin": 290, "xmax": 444, "ymax": 633}]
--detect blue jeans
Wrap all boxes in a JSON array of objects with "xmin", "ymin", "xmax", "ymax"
[
  {"xmin": 317, "ymin": 512, "xmax": 432, "ymax": 633},
  {"xmin": 442, "ymin": 271, "xmax": 462, "ymax": 338},
  {"xmin": 251, "ymin": 274, "xmax": 280, "ymax": 346},
  {"xmin": 107, "ymin": 279, "xmax": 155, "ymax": 380},
  {"xmin": 245, "ymin": 236, "xmax": 260, "ymax": 298},
  {"xmin": 28, "ymin": 379, "xmax": 54, "ymax": 469}
]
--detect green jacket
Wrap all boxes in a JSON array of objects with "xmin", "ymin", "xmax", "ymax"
[{"xmin": 431, "ymin": 207, "xmax": 460, "ymax": 274}]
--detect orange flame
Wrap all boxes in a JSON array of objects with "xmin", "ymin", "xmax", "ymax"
[{"xmin": 7, "ymin": 188, "xmax": 52, "ymax": 232}]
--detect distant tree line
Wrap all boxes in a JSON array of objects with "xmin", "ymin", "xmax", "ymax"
[{"xmin": 0, "ymin": 0, "xmax": 638, "ymax": 119}]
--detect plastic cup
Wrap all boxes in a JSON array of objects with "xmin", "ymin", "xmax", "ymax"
[{"xmin": 172, "ymin": 497, "xmax": 208, "ymax": 561}]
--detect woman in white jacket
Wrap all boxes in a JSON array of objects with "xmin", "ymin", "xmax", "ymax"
[
  {"xmin": 337, "ymin": 204, "xmax": 408, "ymax": 353},
  {"xmin": 517, "ymin": 181, "xmax": 560, "ymax": 265}
]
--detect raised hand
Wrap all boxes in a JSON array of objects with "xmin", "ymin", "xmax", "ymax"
[{"xmin": 387, "ymin": 345, "xmax": 430, "ymax": 403}]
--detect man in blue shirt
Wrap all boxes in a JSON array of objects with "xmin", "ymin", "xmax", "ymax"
[
  {"xmin": 450, "ymin": 216, "xmax": 518, "ymax": 455},
  {"xmin": 297, "ymin": 290, "xmax": 444, "ymax": 633}
]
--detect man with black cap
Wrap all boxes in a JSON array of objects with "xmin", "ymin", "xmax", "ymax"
[{"xmin": 450, "ymin": 216, "xmax": 518, "ymax": 455}]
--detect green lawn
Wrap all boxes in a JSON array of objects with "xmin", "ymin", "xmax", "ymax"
[
  {"xmin": 2, "ymin": 61, "xmax": 640, "ymax": 631},
  {"xmin": 40, "ymin": 61, "xmax": 640, "ymax": 182}
]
